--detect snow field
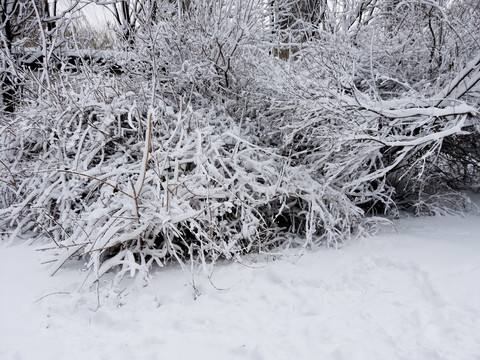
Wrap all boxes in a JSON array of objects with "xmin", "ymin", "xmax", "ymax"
[{"xmin": 1, "ymin": 213, "xmax": 479, "ymax": 360}]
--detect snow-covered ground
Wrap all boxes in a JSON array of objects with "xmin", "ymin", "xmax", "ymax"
[{"xmin": 1, "ymin": 211, "xmax": 479, "ymax": 360}]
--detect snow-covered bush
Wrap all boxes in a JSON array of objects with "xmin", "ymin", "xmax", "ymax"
[{"xmin": 1, "ymin": 0, "xmax": 478, "ymax": 285}]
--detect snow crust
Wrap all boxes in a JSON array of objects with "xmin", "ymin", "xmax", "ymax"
[{"xmin": 1, "ymin": 213, "xmax": 479, "ymax": 360}]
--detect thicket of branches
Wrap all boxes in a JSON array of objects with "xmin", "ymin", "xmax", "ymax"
[{"xmin": 1, "ymin": 0, "xmax": 479, "ymax": 285}]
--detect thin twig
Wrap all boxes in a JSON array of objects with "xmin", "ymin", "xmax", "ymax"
[
  {"xmin": 34, "ymin": 292, "xmax": 70, "ymax": 303},
  {"xmin": 57, "ymin": 169, "xmax": 133, "ymax": 199},
  {"xmin": 0, "ymin": 159, "xmax": 18, "ymax": 189}
]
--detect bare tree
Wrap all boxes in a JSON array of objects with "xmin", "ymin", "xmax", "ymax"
[
  {"xmin": 0, "ymin": 0, "xmax": 58, "ymax": 112},
  {"xmin": 110, "ymin": 0, "xmax": 190, "ymax": 45}
]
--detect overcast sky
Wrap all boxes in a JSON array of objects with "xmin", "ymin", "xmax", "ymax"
[{"xmin": 58, "ymin": 0, "xmax": 115, "ymax": 29}]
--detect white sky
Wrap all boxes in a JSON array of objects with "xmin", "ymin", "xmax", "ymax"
[
  {"xmin": 80, "ymin": 2, "xmax": 115, "ymax": 28},
  {"xmin": 57, "ymin": 0, "xmax": 115, "ymax": 29}
]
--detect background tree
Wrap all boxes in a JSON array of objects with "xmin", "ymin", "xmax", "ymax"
[{"xmin": 0, "ymin": 0, "xmax": 60, "ymax": 112}]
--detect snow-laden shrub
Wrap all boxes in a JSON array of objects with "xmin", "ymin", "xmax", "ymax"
[
  {"xmin": 1, "ymin": 0, "xmax": 479, "ymax": 286},
  {"xmin": 1, "ymin": 81, "xmax": 373, "ymax": 285},
  {"xmin": 247, "ymin": 35, "xmax": 479, "ymax": 217}
]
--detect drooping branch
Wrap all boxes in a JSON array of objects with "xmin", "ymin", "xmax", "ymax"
[{"xmin": 434, "ymin": 52, "xmax": 480, "ymax": 106}]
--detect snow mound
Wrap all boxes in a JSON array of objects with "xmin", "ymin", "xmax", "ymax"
[{"xmin": 1, "ymin": 213, "xmax": 479, "ymax": 360}]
